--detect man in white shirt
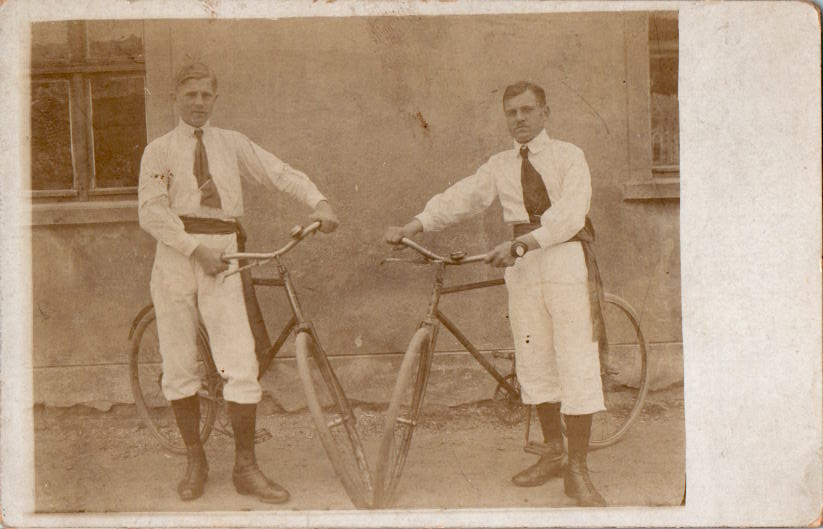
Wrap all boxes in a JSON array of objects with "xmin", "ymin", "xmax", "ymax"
[
  {"xmin": 384, "ymin": 81, "xmax": 606, "ymax": 507},
  {"xmin": 138, "ymin": 63, "xmax": 339, "ymax": 504}
]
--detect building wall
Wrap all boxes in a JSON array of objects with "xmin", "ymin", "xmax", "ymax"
[{"xmin": 31, "ymin": 13, "xmax": 681, "ymax": 407}]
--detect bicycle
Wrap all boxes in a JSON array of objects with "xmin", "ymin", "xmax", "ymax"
[
  {"xmin": 128, "ymin": 222, "xmax": 373, "ymax": 509},
  {"xmin": 374, "ymin": 237, "xmax": 649, "ymax": 507}
]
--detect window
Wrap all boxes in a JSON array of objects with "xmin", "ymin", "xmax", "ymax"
[
  {"xmin": 648, "ymin": 12, "xmax": 679, "ymax": 178},
  {"xmin": 31, "ymin": 20, "xmax": 147, "ymax": 202}
]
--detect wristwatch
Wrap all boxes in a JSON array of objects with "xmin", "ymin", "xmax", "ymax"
[{"xmin": 510, "ymin": 240, "xmax": 528, "ymax": 258}]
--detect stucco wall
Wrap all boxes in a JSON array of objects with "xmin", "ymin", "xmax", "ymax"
[{"xmin": 31, "ymin": 13, "xmax": 681, "ymax": 407}]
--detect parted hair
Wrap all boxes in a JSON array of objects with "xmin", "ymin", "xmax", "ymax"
[
  {"xmin": 174, "ymin": 62, "xmax": 217, "ymax": 91},
  {"xmin": 502, "ymin": 81, "xmax": 547, "ymax": 108}
]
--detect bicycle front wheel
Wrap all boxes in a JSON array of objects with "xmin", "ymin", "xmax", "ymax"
[
  {"xmin": 129, "ymin": 307, "xmax": 220, "ymax": 455},
  {"xmin": 295, "ymin": 330, "xmax": 373, "ymax": 509},
  {"xmin": 373, "ymin": 326, "xmax": 434, "ymax": 508},
  {"xmin": 589, "ymin": 294, "xmax": 650, "ymax": 449}
]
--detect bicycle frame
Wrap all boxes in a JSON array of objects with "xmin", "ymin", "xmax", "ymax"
[
  {"xmin": 419, "ymin": 263, "xmax": 520, "ymax": 399},
  {"xmin": 224, "ymin": 226, "xmax": 374, "ymax": 507},
  {"xmin": 244, "ymin": 255, "xmax": 356, "ymax": 424}
]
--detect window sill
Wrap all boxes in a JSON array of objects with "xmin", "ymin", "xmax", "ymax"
[
  {"xmin": 623, "ymin": 176, "xmax": 680, "ymax": 201},
  {"xmin": 30, "ymin": 200, "xmax": 138, "ymax": 226}
]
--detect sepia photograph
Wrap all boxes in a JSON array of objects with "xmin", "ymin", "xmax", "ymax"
[
  {"xmin": 29, "ymin": 11, "xmax": 683, "ymax": 513},
  {"xmin": 2, "ymin": 1, "xmax": 820, "ymax": 527}
]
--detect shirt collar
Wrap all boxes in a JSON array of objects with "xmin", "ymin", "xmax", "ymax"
[
  {"xmin": 513, "ymin": 129, "xmax": 551, "ymax": 157},
  {"xmin": 176, "ymin": 118, "xmax": 211, "ymax": 138}
]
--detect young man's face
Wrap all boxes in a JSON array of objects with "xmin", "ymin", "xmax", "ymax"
[
  {"xmin": 175, "ymin": 77, "xmax": 217, "ymax": 128},
  {"xmin": 503, "ymin": 89, "xmax": 549, "ymax": 144}
]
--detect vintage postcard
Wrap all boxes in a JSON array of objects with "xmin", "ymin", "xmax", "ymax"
[{"xmin": 1, "ymin": 0, "xmax": 820, "ymax": 527}]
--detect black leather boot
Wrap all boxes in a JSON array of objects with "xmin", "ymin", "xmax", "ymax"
[
  {"xmin": 229, "ymin": 402, "xmax": 290, "ymax": 504},
  {"xmin": 170, "ymin": 394, "xmax": 209, "ymax": 501},
  {"xmin": 563, "ymin": 413, "xmax": 606, "ymax": 507},
  {"xmin": 512, "ymin": 402, "xmax": 564, "ymax": 487}
]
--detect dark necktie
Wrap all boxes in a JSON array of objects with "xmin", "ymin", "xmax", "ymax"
[
  {"xmin": 520, "ymin": 146, "xmax": 551, "ymax": 223},
  {"xmin": 193, "ymin": 128, "xmax": 222, "ymax": 209}
]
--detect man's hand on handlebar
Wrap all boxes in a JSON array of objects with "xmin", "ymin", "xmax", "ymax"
[
  {"xmin": 310, "ymin": 200, "xmax": 340, "ymax": 234},
  {"xmin": 193, "ymin": 244, "xmax": 229, "ymax": 276},
  {"xmin": 484, "ymin": 240, "xmax": 516, "ymax": 268},
  {"xmin": 384, "ymin": 219, "xmax": 424, "ymax": 245}
]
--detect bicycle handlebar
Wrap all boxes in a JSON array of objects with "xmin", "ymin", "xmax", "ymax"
[
  {"xmin": 386, "ymin": 237, "xmax": 488, "ymax": 265},
  {"xmin": 219, "ymin": 221, "xmax": 321, "ymax": 278}
]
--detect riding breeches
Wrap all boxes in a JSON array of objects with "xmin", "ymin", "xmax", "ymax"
[
  {"xmin": 150, "ymin": 233, "xmax": 262, "ymax": 404},
  {"xmin": 504, "ymin": 241, "xmax": 606, "ymax": 415}
]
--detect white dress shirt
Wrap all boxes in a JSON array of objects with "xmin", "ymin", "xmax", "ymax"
[
  {"xmin": 415, "ymin": 129, "xmax": 591, "ymax": 249},
  {"xmin": 139, "ymin": 120, "xmax": 327, "ymax": 256}
]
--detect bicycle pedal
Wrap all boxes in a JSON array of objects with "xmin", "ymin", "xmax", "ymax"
[{"xmin": 254, "ymin": 428, "xmax": 273, "ymax": 444}]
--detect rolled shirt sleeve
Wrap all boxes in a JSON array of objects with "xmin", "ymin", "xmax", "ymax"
[
  {"xmin": 138, "ymin": 142, "xmax": 201, "ymax": 257},
  {"xmin": 530, "ymin": 146, "xmax": 591, "ymax": 249},
  {"xmin": 234, "ymin": 133, "xmax": 327, "ymax": 210},
  {"xmin": 414, "ymin": 160, "xmax": 498, "ymax": 232}
]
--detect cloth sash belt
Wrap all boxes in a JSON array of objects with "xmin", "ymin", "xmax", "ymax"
[
  {"xmin": 512, "ymin": 216, "xmax": 609, "ymax": 356},
  {"xmin": 180, "ymin": 216, "xmax": 239, "ymax": 236},
  {"xmin": 179, "ymin": 216, "xmax": 271, "ymax": 365}
]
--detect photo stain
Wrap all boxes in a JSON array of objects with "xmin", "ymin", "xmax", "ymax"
[{"xmin": 416, "ymin": 111, "xmax": 429, "ymax": 130}]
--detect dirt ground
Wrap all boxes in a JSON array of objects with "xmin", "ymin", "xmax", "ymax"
[{"xmin": 34, "ymin": 384, "xmax": 684, "ymax": 513}]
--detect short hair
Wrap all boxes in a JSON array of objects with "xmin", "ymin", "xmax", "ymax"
[
  {"xmin": 502, "ymin": 81, "xmax": 547, "ymax": 108},
  {"xmin": 174, "ymin": 62, "xmax": 217, "ymax": 91}
]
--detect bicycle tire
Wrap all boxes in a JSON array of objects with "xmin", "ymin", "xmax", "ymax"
[
  {"xmin": 373, "ymin": 326, "xmax": 434, "ymax": 508},
  {"xmin": 588, "ymin": 293, "xmax": 650, "ymax": 449},
  {"xmin": 295, "ymin": 330, "xmax": 373, "ymax": 509},
  {"xmin": 129, "ymin": 306, "xmax": 220, "ymax": 455}
]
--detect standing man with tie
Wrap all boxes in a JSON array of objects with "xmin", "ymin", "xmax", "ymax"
[
  {"xmin": 138, "ymin": 62, "xmax": 339, "ymax": 504},
  {"xmin": 384, "ymin": 81, "xmax": 607, "ymax": 507}
]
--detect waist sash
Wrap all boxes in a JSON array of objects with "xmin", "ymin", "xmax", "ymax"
[
  {"xmin": 513, "ymin": 217, "xmax": 608, "ymax": 354},
  {"xmin": 180, "ymin": 216, "xmax": 240, "ymax": 237}
]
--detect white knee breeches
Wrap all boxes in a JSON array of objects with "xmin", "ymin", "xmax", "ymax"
[
  {"xmin": 150, "ymin": 233, "xmax": 262, "ymax": 404},
  {"xmin": 504, "ymin": 241, "xmax": 606, "ymax": 415}
]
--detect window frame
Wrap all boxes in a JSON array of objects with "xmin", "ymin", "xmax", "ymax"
[
  {"xmin": 622, "ymin": 11, "xmax": 680, "ymax": 202},
  {"xmin": 30, "ymin": 20, "xmax": 147, "ymax": 204}
]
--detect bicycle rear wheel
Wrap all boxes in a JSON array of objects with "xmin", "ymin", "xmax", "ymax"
[
  {"xmin": 295, "ymin": 330, "xmax": 373, "ymax": 509},
  {"xmin": 373, "ymin": 325, "xmax": 435, "ymax": 508},
  {"xmin": 589, "ymin": 294, "xmax": 649, "ymax": 449},
  {"xmin": 129, "ymin": 307, "xmax": 220, "ymax": 455}
]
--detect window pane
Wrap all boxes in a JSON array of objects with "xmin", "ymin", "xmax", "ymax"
[
  {"xmin": 31, "ymin": 22, "xmax": 72, "ymax": 66},
  {"xmin": 649, "ymin": 12, "xmax": 678, "ymax": 43},
  {"xmin": 649, "ymin": 12, "xmax": 679, "ymax": 171},
  {"xmin": 85, "ymin": 20, "xmax": 144, "ymax": 62},
  {"xmin": 31, "ymin": 80, "xmax": 74, "ymax": 190},
  {"xmin": 651, "ymin": 93, "xmax": 679, "ymax": 167},
  {"xmin": 91, "ymin": 76, "xmax": 146, "ymax": 189}
]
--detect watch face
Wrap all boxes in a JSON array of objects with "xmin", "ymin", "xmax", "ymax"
[{"xmin": 511, "ymin": 241, "xmax": 527, "ymax": 257}]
